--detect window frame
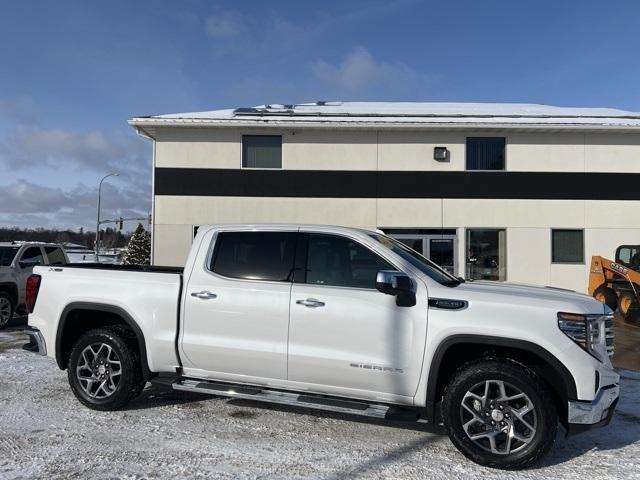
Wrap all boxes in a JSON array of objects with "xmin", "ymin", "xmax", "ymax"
[
  {"xmin": 296, "ymin": 231, "xmax": 401, "ymax": 292},
  {"xmin": 240, "ymin": 134, "xmax": 283, "ymax": 170},
  {"xmin": 551, "ymin": 229, "xmax": 585, "ymax": 265},
  {"xmin": 465, "ymin": 136, "xmax": 506, "ymax": 171},
  {"xmin": 205, "ymin": 229, "xmax": 298, "ymax": 284}
]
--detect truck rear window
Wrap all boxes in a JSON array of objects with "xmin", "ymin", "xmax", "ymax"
[{"xmin": 210, "ymin": 232, "xmax": 296, "ymax": 282}]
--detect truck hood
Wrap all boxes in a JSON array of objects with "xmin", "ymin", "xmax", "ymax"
[{"xmin": 450, "ymin": 280, "xmax": 606, "ymax": 314}]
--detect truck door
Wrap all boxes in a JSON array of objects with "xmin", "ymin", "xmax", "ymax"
[
  {"xmin": 181, "ymin": 230, "xmax": 297, "ymax": 381},
  {"xmin": 288, "ymin": 232, "xmax": 428, "ymax": 400}
]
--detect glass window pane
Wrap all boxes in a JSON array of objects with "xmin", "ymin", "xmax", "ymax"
[
  {"xmin": 306, "ymin": 234, "xmax": 393, "ymax": 289},
  {"xmin": 466, "ymin": 229, "xmax": 506, "ymax": 281},
  {"xmin": 466, "ymin": 137, "xmax": 505, "ymax": 170},
  {"xmin": 395, "ymin": 238, "xmax": 424, "ymax": 255},
  {"xmin": 44, "ymin": 247, "xmax": 66, "ymax": 265},
  {"xmin": 429, "ymin": 239, "xmax": 454, "ymax": 273},
  {"xmin": 0, "ymin": 247, "xmax": 19, "ymax": 266},
  {"xmin": 242, "ymin": 135, "xmax": 282, "ymax": 168},
  {"xmin": 20, "ymin": 247, "xmax": 44, "ymax": 265},
  {"xmin": 552, "ymin": 230, "xmax": 584, "ymax": 263},
  {"xmin": 211, "ymin": 232, "xmax": 296, "ymax": 281}
]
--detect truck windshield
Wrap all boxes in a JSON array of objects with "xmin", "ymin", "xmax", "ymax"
[
  {"xmin": 368, "ymin": 233, "xmax": 461, "ymax": 287},
  {"xmin": 0, "ymin": 247, "xmax": 19, "ymax": 266}
]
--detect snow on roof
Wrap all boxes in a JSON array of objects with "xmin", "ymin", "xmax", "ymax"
[{"xmin": 129, "ymin": 102, "xmax": 640, "ymax": 129}]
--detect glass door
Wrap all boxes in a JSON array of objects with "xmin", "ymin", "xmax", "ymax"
[
  {"xmin": 429, "ymin": 238, "xmax": 455, "ymax": 274},
  {"xmin": 387, "ymin": 234, "xmax": 457, "ymax": 276}
]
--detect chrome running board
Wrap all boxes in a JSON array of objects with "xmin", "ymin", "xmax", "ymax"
[{"xmin": 172, "ymin": 378, "xmax": 418, "ymax": 421}]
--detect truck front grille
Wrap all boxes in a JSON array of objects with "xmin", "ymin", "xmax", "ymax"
[{"xmin": 605, "ymin": 315, "xmax": 615, "ymax": 358}]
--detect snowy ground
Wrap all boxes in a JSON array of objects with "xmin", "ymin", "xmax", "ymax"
[{"xmin": 1, "ymin": 330, "xmax": 640, "ymax": 480}]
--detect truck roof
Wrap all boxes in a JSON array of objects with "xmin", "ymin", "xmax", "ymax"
[
  {"xmin": 0, "ymin": 241, "xmax": 63, "ymax": 247},
  {"xmin": 197, "ymin": 223, "xmax": 384, "ymax": 235}
]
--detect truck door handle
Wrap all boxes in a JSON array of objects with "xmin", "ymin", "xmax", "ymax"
[
  {"xmin": 296, "ymin": 298, "xmax": 325, "ymax": 308},
  {"xmin": 191, "ymin": 290, "xmax": 217, "ymax": 300}
]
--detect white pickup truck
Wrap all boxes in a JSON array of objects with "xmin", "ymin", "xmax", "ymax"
[{"xmin": 24, "ymin": 224, "xmax": 619, "ymax": 469}]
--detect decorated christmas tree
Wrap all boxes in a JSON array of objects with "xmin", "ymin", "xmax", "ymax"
[{"xmin": 123, "ymin": 223, "xmax": 151, "ymax": 265}]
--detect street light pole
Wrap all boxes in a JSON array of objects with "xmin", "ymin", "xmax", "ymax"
[{"xmin": 95, "ymin": 173, "xmax": 119, "ymax": 261}]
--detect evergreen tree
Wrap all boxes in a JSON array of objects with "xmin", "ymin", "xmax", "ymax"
[{"xmin": 123, "ymin": 223, "xmax": 151, "ymax": 265}]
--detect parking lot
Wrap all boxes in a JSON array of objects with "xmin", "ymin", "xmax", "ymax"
[{"xmin": 1, "ymin": 325, "xmax": 639, "ymax": 480}]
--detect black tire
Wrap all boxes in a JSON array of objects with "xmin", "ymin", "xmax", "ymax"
[
  {"xmin": 618, "ymin": 291, "xmax": 638, "ymax": 315},
  {"xmin": 67, "ymin": 328, "xmax": 145, "ymax": 411},
  {"xmin": 442, "ymin": 359, "xmax": 557, "ymax": 470},
  {"xmin": 593, "ymin": 286, "xmax": 618, "ymax": 311},
  {"xmin": 0, "ymin": 292, "xmax": 14, "ymax": 329}
]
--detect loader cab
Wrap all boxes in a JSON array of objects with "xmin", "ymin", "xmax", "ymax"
[{"xmin": 616, "ymin": 245, "xmax": 640, "ymax": 270}]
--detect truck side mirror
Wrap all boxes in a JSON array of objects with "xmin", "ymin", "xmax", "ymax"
[{"xmin": 375, "ymin": 270, "xmax": 416, "ymax": 307}]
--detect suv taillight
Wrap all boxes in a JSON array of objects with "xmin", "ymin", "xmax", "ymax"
[{"xmin": 26, "ymin": 274, "xmax": 41, "ymax": 314}]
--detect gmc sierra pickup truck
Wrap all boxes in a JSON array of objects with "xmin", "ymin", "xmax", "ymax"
[{"xmin": 24, "ymin": 224, "xmax": 619, "ymax": 469}]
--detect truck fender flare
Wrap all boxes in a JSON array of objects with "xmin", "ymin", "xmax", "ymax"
[
  {"xmin": 55, "ymin": 302, "xmax": 151, "ymax": 379},
  {"xmin": 424, "ymin": 334, "xmax": 577, "ymax": 422}
]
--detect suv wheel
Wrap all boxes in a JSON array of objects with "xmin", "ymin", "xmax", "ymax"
[
  {"xmin": 67, "ymin": 328, "xmax": 145, "ymax": 410},
  {"xmin": 442, "ymin": 359, "xmax": 557, "ymax": 470},
  {"xmin": 0, "ymin": 292, "xmax": 14, "ymax": 329}
]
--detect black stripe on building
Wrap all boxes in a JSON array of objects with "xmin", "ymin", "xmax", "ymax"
[{"xmin": 155, "ymin": 168, "xmax": 640, "ymax": 200}]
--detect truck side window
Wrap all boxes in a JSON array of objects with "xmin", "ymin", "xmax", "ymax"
[
  {"xmin": 305, "ymin": 234, "xmax": 393, "ymax": 289},
  {"xmin": 20, "ymin": 247, "xmax": 44, "ymax": 265},
  {"xmin": 44, "ymin": 247, "xmax": 66, "ymax": 266},
  {"xmin": 210, "ymin": 231, "xmax": 296, "ymax": 282}
]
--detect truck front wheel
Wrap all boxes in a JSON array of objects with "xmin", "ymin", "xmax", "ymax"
[
  {"xmin": 67, "ymin": 328, "xmax": 145, "ymax": 411},
  {"xmin": 441, "ymin": 360, "xmax": 557, "ymax": 470}
]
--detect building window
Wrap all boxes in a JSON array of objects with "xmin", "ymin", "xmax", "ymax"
[
  {"xmin": 466, "ymin": 229, "xmax": 506, "ymax": 281},
  {"xmin": 466, "ymin": 137, "xmax": 505, "ymax": 170},
  {"xmin": 242, "ymin": 135, "xmax": 282, "ymax": 168},
  {"xmin": 552, "ymin": 229, "xmax": 584, "ymax": 263},
  {"xmin": 210, "ymin": 231, "xmax": 296, "ymax": 282}
]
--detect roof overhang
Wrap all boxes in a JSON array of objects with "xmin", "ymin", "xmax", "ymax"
[{"xmin": 128, "ymin": 117, "xmax": 640, "ymax": 140}]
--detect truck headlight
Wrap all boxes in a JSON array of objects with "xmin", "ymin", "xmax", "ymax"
[{"xmin": 558, "ymin": 312, "xmax": 614, "ymax": 363}]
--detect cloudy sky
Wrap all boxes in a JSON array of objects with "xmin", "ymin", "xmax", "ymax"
[{"xmin": 1, "ymin": 0, "xmax": 640, "ymax": 231}]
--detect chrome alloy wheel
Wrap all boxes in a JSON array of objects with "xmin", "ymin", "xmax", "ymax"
[
  {"xmin": 0, "ymin": 296, "xmax": 11, "ymax": 326},
  {"xmin": 460, "ymin": 380, "xmax": 537, "ymax": 455},
  {"xmin": 76, "ymin": 343, "xmax": 122, "ymax": 398}
]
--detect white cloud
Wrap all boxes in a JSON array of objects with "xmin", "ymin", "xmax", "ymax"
[
  {"xmin": 0, "ymin": 179, "xmax": 150, "ymax": 230},
  {"xmin": 205, "ymin": 11, "xmax": 243, "ymax": 38},
  {"xmin": 0, "ymin": 101, "xmax": 152, "ymax": 230},
  {"xmin": 0, "ymin": 126, "xmax": 151, "ymax": 187},
  {"xmin": 311, "ymin": 46, "xmax": 427, "ymax": 92}
]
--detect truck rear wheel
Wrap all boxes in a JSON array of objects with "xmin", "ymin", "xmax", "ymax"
[
  {"xmin": 67, "ymin": 328, "xmax": 145, "ymax": 411},
  {"xmin": 593, "ymin": 286, "xmax": 618, "ymax": 311},
  {"xmin": 441, "ymin": 360, "xmax": 557, "ymax": 470},
  {"xmin": 0, "ymin": 292, "xmax": 14, "ymax": 329}
]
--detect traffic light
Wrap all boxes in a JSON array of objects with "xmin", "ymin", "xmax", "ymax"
[{"xmin": 118, "ymin": 217, "xmax": 123, "ymax": 230}]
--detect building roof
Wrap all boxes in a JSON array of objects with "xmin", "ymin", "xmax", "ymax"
[{"xmin": 129, "ymin": 101, "xmax": 640, "ymax": 131}]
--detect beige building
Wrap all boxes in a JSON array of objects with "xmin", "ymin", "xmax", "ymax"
[{"xmin": 129, "ymin": 102, "xmax": 640, "ymax": 292}]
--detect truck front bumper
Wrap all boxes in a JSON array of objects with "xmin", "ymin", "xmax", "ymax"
[
  {"xmin": 566, "ymin": 384, "xmax": 619, "ymax": 436},
  {"xmin": 22, "ymin": 326, "xmax": 47, "ymax": 356}
]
